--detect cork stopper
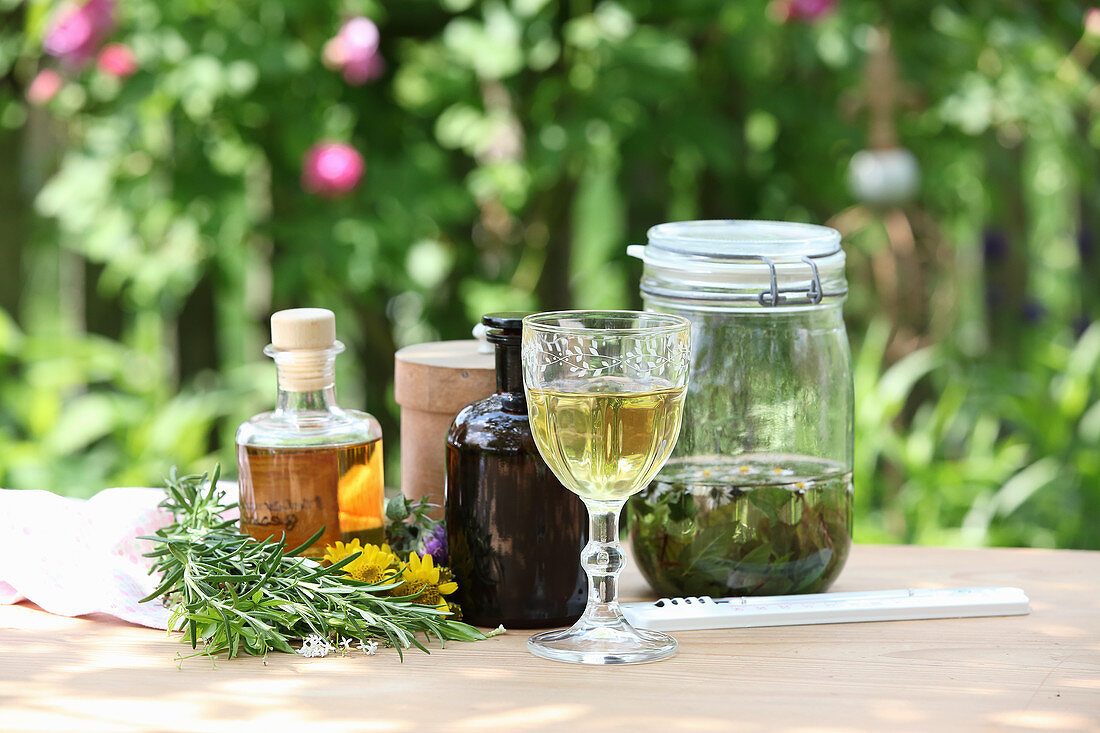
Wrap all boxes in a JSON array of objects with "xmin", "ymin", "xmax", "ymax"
[
  {"xmin": 271, "ymin": 308, "xmax": 337, "ymax": 350},
  {"xmin": 269, "ymin": 308, "xmax": 341, "ymax": 392}
]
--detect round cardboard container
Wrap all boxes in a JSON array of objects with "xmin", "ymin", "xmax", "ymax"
[{"xmin": 394, "ymin": 340, "xmax": 496, "ymax": 516}]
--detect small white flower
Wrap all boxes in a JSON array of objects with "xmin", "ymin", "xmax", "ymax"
[
  {"xmin": 297, "ymin": 633, "xmax": 334, "ymax": 658},
  {"xmin": 338, "ymin": 638, "xmax": 353, "ymax": 654},
  {"xmin": 487, "ymin": 624, "xmax": 506, "ymax": 637},
  {"xmin": 357, "ymin": 639, "xmax": 379, "ymax": 655}
]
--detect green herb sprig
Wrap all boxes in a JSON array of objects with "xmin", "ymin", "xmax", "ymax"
[
  {"xmin": 141, "ymin": 466, "xmax": 488, "ymax": 662},
  {"xmin": 384, "ymin": 494, "xmax": 440, "ymax": 556}
]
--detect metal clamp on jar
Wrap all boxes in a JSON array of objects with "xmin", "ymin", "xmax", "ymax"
[{"xmin": 627, "ymin": 220, "xmax": 854, "ymax": 598}]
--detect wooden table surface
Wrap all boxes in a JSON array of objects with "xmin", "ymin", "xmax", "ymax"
[{"xmin": 2, "ymin": 544, "xmax": 1098, "ymax": 732}]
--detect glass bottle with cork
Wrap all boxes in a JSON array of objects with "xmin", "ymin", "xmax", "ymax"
[
  {"xmin": 445, "ymin": 313, "xmax": 588, "ymax": 628},
  {"xmin": 236, "ymin": 308, "xmax": 385, "ymax": 555}
]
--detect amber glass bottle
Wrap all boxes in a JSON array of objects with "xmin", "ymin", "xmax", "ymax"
[
  {"xmin": 445, "ymin": 313, "xmax": 588, "ymax": 628},
  {"xmin": 236, "ymin": 308, "xmax": 385, "ymax": 556}
]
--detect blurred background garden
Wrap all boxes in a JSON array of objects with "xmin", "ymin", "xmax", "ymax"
[{"xmin": 0, "ymin": 0, "xmax": 1097, "ymax": 550}]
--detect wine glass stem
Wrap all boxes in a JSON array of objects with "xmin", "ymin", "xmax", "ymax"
[{"xmin": 581, "ymin": 499, "xmax": 627, "ymax": 625}]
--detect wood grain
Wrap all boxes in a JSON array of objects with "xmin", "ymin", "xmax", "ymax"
[{"xmin": 1, "ymin": 545, "xmax": 1097, "ymax": 732}]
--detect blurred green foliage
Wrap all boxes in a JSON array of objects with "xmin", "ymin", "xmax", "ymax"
[{"xmin": 0, "ymin": 1, "xmax": 1097, "ymax": 549}]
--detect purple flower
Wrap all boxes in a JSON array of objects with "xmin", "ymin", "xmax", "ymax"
[
  {"xmin": 421, "ymin": 524, "xmax": 448, "ymax": 567},
  {"xmin": 982, "ymin": 228, "xmax": 1008, "ymax": 263},
  {"xmin": 322, "ymin": 16, "xmax": 384, "ymax": 86},
  {"xmin": 1021, "ymin": 300, "xmax": 1046, "ymax": 324},
  {"xmin": 43, "ymin": 0, "xmax": 116, "ymax": 67},
  {"xmin": 301, "ymin": 142, "xmax": 364, "ymax": 197},
  {"xmin": 1078, "ymin": 227, "xmax": 1094, "ymax": 263}
]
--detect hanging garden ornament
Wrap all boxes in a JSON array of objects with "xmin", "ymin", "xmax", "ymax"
[
  {"xmin": 846, "ymin": 27, "xmax": 920, "ymax": 207},
  {"xmin": 848, "ymin": 149, "xmax": 919, "ymax": 208}
]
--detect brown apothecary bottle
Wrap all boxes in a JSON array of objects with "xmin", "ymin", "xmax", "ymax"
[{"xmin": 445, "ymin": 313, "xmax": 588, "ymax": 628}]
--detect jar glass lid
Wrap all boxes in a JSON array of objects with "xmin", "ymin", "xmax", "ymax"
[{"xmin": 629, "ymin": 219, "xmax": 847, "ymax": 309}]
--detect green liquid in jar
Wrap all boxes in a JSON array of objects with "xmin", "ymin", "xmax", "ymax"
[{"xmin": 629, "ymin": 455, "xmax": 853, "ymax": 597}]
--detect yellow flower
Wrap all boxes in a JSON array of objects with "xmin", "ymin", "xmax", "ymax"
[
  {"xmin": 392, "ymin": 552, "xmax": 459, "ymax": 609},
  {"xmin": 322, "ymin": 539, "xmax": 364, "ymax": 566},
  {"xmin": 321, "ymin": 539, "xmax": 400, "ymax": 585},
  {"xmin": 347, "ymin": 544, "xmax": 401, "ymax": 584}
]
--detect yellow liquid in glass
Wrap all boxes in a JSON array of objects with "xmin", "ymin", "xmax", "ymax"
[{"xmin": 527, "ymin": 378, "xmax": 686, "ymax": 502}]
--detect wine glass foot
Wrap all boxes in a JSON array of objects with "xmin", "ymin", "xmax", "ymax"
[{"xmin": 527, "ymin": 619, "xmax": 677, "ymax": 665}]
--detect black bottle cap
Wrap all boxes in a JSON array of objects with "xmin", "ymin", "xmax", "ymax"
[{"xmin": 483, "ymin": 312, "xmax": 528, "ymax": 344}]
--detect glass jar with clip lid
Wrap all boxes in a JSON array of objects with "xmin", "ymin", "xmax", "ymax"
[{"xmin": 627, "ymin": 220, "xmax": 854, "ymax": 598}]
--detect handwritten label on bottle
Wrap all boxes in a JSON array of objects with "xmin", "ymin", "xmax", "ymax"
[
  {"xmin": 236, "ymin": 441, "xmax": 384, "ymax": 554},
  {"xmin": 239, "ymin": 496, "xmax": 324, "ymax": 533}
]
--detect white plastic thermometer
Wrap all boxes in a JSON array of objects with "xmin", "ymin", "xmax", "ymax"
[{"xmin": 621, "ymin": 587, "xmax": 1031, "ymax": 632}]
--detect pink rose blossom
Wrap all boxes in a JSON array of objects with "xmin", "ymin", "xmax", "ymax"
[
  {"xmin": 26, "ymin": 69, "xmax": 63, "ymax": 105},
  {"xmin": 1086, "ymin": 8, "xmax": 1100, "ymax": 36},
  {"xmin": 43, "ymin": 0, "xmax": 116, "ymax": 67},
  {"xmin": 342, "ymin": 53, "xmax": 385, "ymax": 85},
  {"xmin": 323, "ymin": 16, "xmax": 383, "ymax": 86},
  {"xmin": 777, "ymin": 0, "xmax": 836, "ymax": 23},
  {"xmin": 322, "ymin": 37, "xmax": 346, "ymax": 71},
  {"xmin": 97, "ymin": 43, "xmax": 138, "ymax": 77},
  {"xmin": 340, "ymin": 17, "xmax": 380, "ymax": 58},
  {"xmin": 302, "ymin": 142, "xmax": 365, "ymax": 197}
]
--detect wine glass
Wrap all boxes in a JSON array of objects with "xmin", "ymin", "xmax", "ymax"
[{"xmin": 521, "ymin": 310, "xmax": 691, "ymax": 664}]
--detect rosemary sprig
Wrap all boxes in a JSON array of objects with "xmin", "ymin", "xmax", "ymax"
[{"xmin": 141, "ymin": 465, "xmax": 489, "ymax": 661}]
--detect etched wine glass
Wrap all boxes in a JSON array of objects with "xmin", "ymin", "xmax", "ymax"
[{"xmin": 521, "ymin": 310, "xmax": 691, "ymax": 664}]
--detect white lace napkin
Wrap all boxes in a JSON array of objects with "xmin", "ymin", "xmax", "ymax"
[{"xmin": 1, "ymin": 486, "xmax": 184, "ymax": 629}]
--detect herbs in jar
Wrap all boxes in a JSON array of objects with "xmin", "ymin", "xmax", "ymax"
[{"xmin": 629, "ymin": 455, "xmax": 853, "ymax": 597}]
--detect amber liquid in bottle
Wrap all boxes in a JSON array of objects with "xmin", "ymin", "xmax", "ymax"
[
  {"xmin": 236, "ymin": 309, "xmax": 385, "ymax": 557},
  {"xmin": 237, "ymin": 439, "xmax": 385, "ymax": 553},
  {"xmin": 445, "ymin": 314, "xmax": 588, "ymax": 628}
]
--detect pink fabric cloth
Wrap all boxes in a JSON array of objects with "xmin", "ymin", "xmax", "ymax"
[{"xmin": 0, "ymin": 487, "xmax": 182, "ymax": 628}]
